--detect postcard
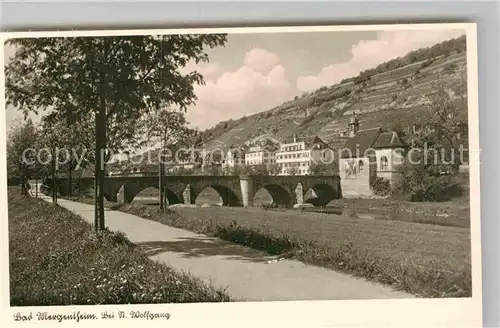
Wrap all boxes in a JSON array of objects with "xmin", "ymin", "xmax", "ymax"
[{"xmin": 1, "ymin": 22, "xmax": 481, "ymax": 327}]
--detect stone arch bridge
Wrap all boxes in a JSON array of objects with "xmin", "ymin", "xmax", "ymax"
[{"xmin": 47, "ymin": 175, "xmax": 342, "ymax": 207}]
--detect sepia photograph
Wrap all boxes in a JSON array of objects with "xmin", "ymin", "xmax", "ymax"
[{"xmin": 1, "ymin": 22, "xmax": 481, "ymax": 326}]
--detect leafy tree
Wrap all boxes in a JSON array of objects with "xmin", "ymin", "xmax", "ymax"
[
  {"xmin": 310, "ymin": 162, "xmax": 337, "ymax": 176},
  {"xmin": 40, "ymin": 110, "xmax": 95, "ymax": 198},
  {"xmin": 138, "ymin": 109, "xmax": 192, "ymax": 211},
  {"xmin": 286, "ymin": 165, "xmax": 299, "ymax": 176},
  {"xmin": 6, "ymin": 34, "xmax": 227, "ymax": 232},
  {"xmin": 406, "ymin": 71, "xmax": 468, "ymax": 171},
  {"xmin": 268, "ymin": 163, "xmax": 281, "ymax": 176},
  {"xmin": 208, "ymin": 165, "xmax": 223, "ymax": 176},
  {"xmin": 251, "ymin": 164, "xmax": 270, "ymax": 176},
  {"xmin": 37, "ymin": 116, "xmax": 73, "ymax": 203},
  {"xmin": 6, "ymin": 119, "xmax": 37, "ymax": 195},
  {"xmin": 225, "ymin": 164, "xmax": 252, "ymax": 176}
]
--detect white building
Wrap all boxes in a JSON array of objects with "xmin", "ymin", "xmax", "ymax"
[
  {"xmin": 275, "ymin": 135, "xmax": 333, "ymax": 175},
  {"xmin": 338, "ymin": 113, "xmax": 408, "ymax": 196},
  {"xmin": 244, "ymin": 145, "xmax": 276, "ymax": 166},
  {"xmin": 222, "ymin": 147, "xmax": 246, "ymax": 172}
]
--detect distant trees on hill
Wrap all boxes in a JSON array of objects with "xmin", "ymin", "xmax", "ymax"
[
  {"xmin": 193, "ymin": 35, "xmax": 466, "ymax": 149},
  {"xmin": 341, "ymin": 34, "xmax": 465, "ymax": 84}
]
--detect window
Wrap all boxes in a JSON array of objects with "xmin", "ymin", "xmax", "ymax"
[
  {"xmin": 358, "ymin": 160, "xmax": 364, "ymax": 172},
  {"xmin": 380, "ymin": 156, "xmax": 388, "ymax": 170}
]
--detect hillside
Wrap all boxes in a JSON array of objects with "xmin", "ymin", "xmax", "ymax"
[
  {"xmin": 196, "ymin": 35, "xmax": 467, "ymax": 150},
  {"xmin": 117, "ymin": 34, "xmax": 467, "ymax": 169}
]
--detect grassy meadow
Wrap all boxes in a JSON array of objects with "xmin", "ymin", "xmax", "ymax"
[
  {"xmin": 111, "ymin": 202, "xmax": 471, "ymax": 298},
  {"xmin": 61, "ymin": 184, "xmax": 472, "ymax": 298},
  {"xmin": 8, "ymin": 187, "xmax": 230, "ymax": 306}
]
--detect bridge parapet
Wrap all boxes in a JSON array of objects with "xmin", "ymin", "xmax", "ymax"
[{"xmin": 46, "ymin": 174, "xmax": 342, "ymax": 207}]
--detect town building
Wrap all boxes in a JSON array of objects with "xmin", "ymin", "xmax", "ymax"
[
  {"xmin": 339, "ymin": 113, "xmax": 408, "ymax": 196},
  {"xmin": 221, "ymin": 147, "xmax": 246, "ymax": 172},
  {"xmin": 244, "ymin": 145, "xmax": 276, "ymax": 167},
  {"xmin": 275, "ymin": 135, "xmax": 334, "ymax": 175}
]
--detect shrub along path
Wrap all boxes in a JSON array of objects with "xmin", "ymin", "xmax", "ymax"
[{"xmin": 39, "ymin": 195, "xmax": 412, "ymax": 301}]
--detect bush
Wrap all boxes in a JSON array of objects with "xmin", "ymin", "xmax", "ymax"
[
  {"xmin": 443, "ymin": 63, "xmax": 457, "ymax": 74},
  {"xmin": 393, "ymin": 161, "xmax": 464, "ymax": 202},
  {"xmin": 371, "ymin": 177, "xmax": 391, "ymax": 196},
  {"xmin": 300, "ymin": 114, "xmax": 315, "ymax": 126}
]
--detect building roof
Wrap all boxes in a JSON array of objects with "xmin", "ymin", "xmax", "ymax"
[
  {"xmin": 372, "ymin": 131, "xmax": 408, "ymax": 149},
  {"xmin": 340, "ymin": 127, "xmax": 382, "ymax": 158},
  {"xmin": 307, "ymin": 136, "xmax": 328, "ymax": 149}
]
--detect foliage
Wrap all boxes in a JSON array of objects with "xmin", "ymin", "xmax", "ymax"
[
  {"xmin": 208, "ymin": 165, "xmax": 223, "ymax": 176},
  {"xmin": 393, "ymin": 158, "xmax": 464, "ymax": 202},
  {"xmin": 251, "ymin": 164, "xmax": 271, "ymax": 176},
  {"xmin": 406, "ymin": 72, "xmax": 468, "ymax": 170},
  {"xmin": 356, "ymin": 35, "xmax": 465, "ymax": 80},
  {"xmin": 371, "ymin": 177, "xmax": 391, "ymax": 196},
  {"xmin": 6, "ymin": 119, "xmax": 37, "ymax": 194},
  {"xmin": 268, "ymin": 163, "xmax": 282, "ymax": 176},
  {"xmin": 310, "ymin": 162, "xmax": 338, "ymax": 176},
  {"xmin": 6, "ymin": 35, "xmax": 227, "ymax": 155},
  {"xmin": 171, "ymin": 166, "xmax": 195, "ymax": 176},
  {"xmin": 300, "ymin": 114, "xmax": 315, "ymax": 127},
  {"xmin": 443, "ymin": 62, "xmax": 458, "ymax": 74},
  {"xmin": 8, "ymin": 188, "xmax": 230, "ymax": 305},
  {"xmin": 286, "ymin": 165, "xmax": 299, "ymax": 176},
  {"xmin": 5, "ymin": 34, "xmax": 227, "ymax": 230}
]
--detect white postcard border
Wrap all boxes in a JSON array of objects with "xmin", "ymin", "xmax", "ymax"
[{"xmin": 0, "ymin": 22, "xmax": 482, "ymax": 328}]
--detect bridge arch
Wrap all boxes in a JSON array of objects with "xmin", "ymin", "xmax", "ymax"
[
  {"xmin": 192, "ymin": 184, "xmax": 241, "ymax": 206},
  {"xmin": 121, "ymin": 182, "xmax": 184, "ymax": 204},
  {"xmin": 304, "ymin": 183, "xmax": 339, "ymax": 207},
  {"xmin": 253, "ymin": 183, "xmax": 294, "ymax": 206},
  {"xmin": 252, "ymin": 188, "xmax": 273, "ymax": 205}
]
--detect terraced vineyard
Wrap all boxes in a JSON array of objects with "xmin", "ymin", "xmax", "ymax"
[
  {"xmin": 195, "ymin": 35, "xmax": 467, "ymax": 151},
  {"xmin": 117, "ymin": 35, "xmax": 467, "ymax": 166}
]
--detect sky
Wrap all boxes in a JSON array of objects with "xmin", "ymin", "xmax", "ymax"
[{"xmin": 4, "ymin": 28, "xmax": 465, "ymax": 132}]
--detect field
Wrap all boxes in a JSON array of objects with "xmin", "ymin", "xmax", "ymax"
[
  {"xmin": 110, "ymin": 201, "xmax": 471, "ymax": 298},
  {"xmin": 8, "ymin": 187, "xmax": 230, "ymax": 305}
]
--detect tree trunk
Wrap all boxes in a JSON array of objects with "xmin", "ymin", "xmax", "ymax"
[
  {"xmin": 96, "ymin": 39, "xmax": 109, "ymax": 232},
  {"xmin": 159, "ymin": 159, "xmax": 164, "ymax": 211},
  {"xmin": 20, "ymin": 172, "xmax": 26, "ymax": 195},
  {"xmin": 51, "ymin": 157, "xmax": 57, "ymax": 204},
  {"xmin": 68, "ymin": 163, "xmax": 73, "ymax": 198},
  {"xmin": 35, "ymin": 174, "xmax": 38, "ymax": 198},
  {"xmin": 96, "ymin": 97, "xmax": 106, "ymax": 231},
  {"xmin": 94, "ymin": 168, "xmax": 98, "ymax": 233}
]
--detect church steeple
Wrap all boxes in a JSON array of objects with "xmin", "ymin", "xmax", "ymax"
[{"xmin": 348, "ymin": 111, "xmax": 360, "ymax": 137}]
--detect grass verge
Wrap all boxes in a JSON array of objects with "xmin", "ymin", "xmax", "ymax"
[
  {"xmin": 63, "ymin": 193, "xmax": 472, "ymax": 298},
  {"xmin": 8, "ymin": 188, "xmax": 230, "ymax": 306},
  {"xmin": 103, "ymin": 201, "xmax": 472, "ymax": 299}
]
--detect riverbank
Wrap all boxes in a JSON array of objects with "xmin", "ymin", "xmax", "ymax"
[
  {"xmin": 8, "ymin": 188, "xmax": 230, "ymax": 306},
  {"xmin": 125, "ymin": 186, "xmax": 470, "ymax": 228},
  {"xmin": 66, "ymin": 195, "xmax": 471, "ymax": 298},
  {"xmin": 303, "ymin": 197, "xmax": 470, "ymax": 228}
]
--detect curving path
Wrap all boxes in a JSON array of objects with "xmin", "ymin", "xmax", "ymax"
[{"xmin": 32, "ymin": 183, "xmax": 414, "ymax": 301}]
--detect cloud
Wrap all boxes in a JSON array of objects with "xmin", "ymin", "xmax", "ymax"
[
  {"xmin": 181, "ymin": 61, "xmax": 222, "ymax": 82},
  {"xmin": 297, "ymin": 29, "xmax": 466, "ymax": 92},
  {"xmin": 243, "ymin": 48, "xmax": 280, "ymax": 74},
  {"xmin": 185, "ymin": 48, "xmax": 291, "ymax": 130}
]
